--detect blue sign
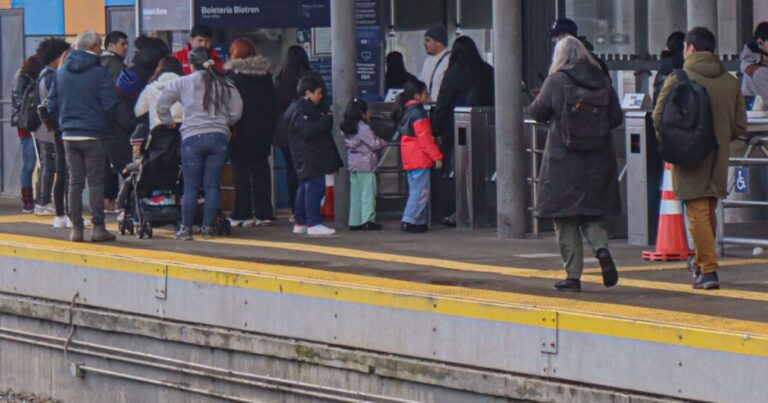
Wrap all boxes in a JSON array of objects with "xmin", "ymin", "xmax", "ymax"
[
  {"xmin": 195, "ymin": 0, "xmax": 330, "ymax": 29},
  {"xmin": 734, "ymin": 167, "xmax": 750, "ymax": 194},
  {"xmin": 356, "ymin": 26, "xmax": 382, "ymax": 101}
]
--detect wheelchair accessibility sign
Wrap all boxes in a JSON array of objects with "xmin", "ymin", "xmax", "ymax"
[{"xmin": 735, "ymin": 167, "xmax": 749, "ymax": 194}]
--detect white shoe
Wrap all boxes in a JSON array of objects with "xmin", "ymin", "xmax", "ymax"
[
  {"xmin": 307, "ymin": 224, "xmax": 335, "ymax": 236},
  {"xmin": 83, "ymin": 218, "xmax": 92, "ymax": 226},
  {"xmin": 34, "ymin": 204, "xmax": 56, "ymax": 216},
  {"xmin": 228, "ymin": 217, "xmax": 254, "ymax": 227},
  {"xmin": 292, "ymin": 224, "xmax": 307, "ymax": 234},
  {"xmin": 53, "ymin": 216, "xmax": 70, "ymax": 228},
  {"xmin": 253, "ymin": 218, "xmax": 275, "ymax": 227}
]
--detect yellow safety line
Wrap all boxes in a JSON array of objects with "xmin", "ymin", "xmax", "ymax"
[
  {"xmin": 2, "ymin": 215, "xmax": 768, "ymax": 303},
  {"xmin": 0, "ymin": 232, "xmax": 767, "ymax": 347}
]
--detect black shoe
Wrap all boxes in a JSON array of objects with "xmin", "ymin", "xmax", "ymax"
[
  {"xmin": 596, "ymin": 248, "xmax": 619, "ymax": 287},
  {"xmin": 687, "ymin": 255, "xmax": 702, "ymax": 278},
  {"xmin": 360, "ymin": 222, "xmax": 382, "ymax": 231},
  {"xmin": 349, "ymin": 225, "xmax": 363, "ymax": 231},
  {"xmin": 693, "ymin": 271, "xmax": 720, "ymax": 290},
  {"xmin": 440, "ymin": 216, "xmax": 457, "ymax": 227},
  {"xmin": 554, "ymin": 279, "xmax": 581, "ymax": 292},
  {"xmin": 400, "ymin": 222, "xmax": 427, "ymax": 233}
]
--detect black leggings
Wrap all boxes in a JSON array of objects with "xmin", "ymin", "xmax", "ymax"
[{"xmin": 53, "ymin": 133, "xmax": 68, "ymax": 216}]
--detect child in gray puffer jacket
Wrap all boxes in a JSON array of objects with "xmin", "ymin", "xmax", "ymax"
[{"xmin": 341, "ymin": 99, "xmax": 386, "ymax": 231}]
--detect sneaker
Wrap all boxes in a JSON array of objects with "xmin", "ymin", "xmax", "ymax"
[
  {"xmin": 201, "ymin": 227, "xmax": 214, "ymax": 239},
  {"xmin": 307, "ymin": 224, "xmax": 336, "ymax": 236},
  {"xmin": 82, "ymin": 218, "xmax": 92, "ymax": 226},
  {"xmin": 228, "ymin": 217, "xmax": 254, "ymax": 227},
  {"xmin": 175, "ymin": 226, "xmax": 193, "ymax": 240},
  {"xmin": 253, "ymin": 218, "xmax": 276, "ymax": 227},
  {"xmin": 360, "ymin": 222, "xmax": 382, "ymax": 231},
  {"xmin": 288, "ymin": 215, "xmax": 295, "ymax": 223},
  {"xmin": 554, "ymin": 279, "xmax": 581, "ymax": 292},
  {"xmin": 596, "ymin": 248, "xmax": 619, "ymax": 287},
  {"xmin": 34, "ymin": 204, "xmax": 55, "ymax": 216},
  {"xmin": 53, "ymin": 216, "xmax": 71, "ymax": 229},
  {"xmin": 293, "ymin": 224, "xmax": 307, "ymax": 234},
  {"xmin": 687, "ymin": 255, "xmax": 701, "ymax": 278},
  {"xmin": 22, "ymin": 203, "xmax": 34, "ymax": 213},
  {"xmin": 400, "ymin": 222, "xmax": 427, "ymax": 233},
  {"xmin": 693, "ymin": 271, "xmax": 720, "ymax": 290},
  {"xmin": 349, "ymin": 224, "xmax": 363, "ymax": 231}
]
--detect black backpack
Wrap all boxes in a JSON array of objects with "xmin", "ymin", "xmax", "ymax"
[
  {"xmin": 17, "ymin": 74, "xmax": 42, "ymax": 132},
  {"xmin": 658, "ymin": 69, "xmax": 718, "ymax": 167},
  {"xmin": 560, "ymin": 71, "xmax": 613, "ymax": 151}
]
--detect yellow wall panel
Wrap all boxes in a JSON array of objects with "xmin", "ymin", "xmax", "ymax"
[
  {"xmin": 64, "ymin": 0, "xmax": 106, "ymax": 35},
  {"xmin": 0, "ymin": 0, "xmax": 11, "ymax": 9}
]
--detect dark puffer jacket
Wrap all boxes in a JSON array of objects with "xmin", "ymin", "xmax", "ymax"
[
  {"xmin": 529, "ymin": 59, "xmax": 623, "ymax": 219},
  {"xmin": 226, "ymin": 56, "xmax": 278, "ymax": 158},
  {"xmin": 47, "ymin": 50, "xmax": 118, "ymax": 139},
  {"xmin": 284, "ymin": 98, "xmax": 343, "ymax": 180}
]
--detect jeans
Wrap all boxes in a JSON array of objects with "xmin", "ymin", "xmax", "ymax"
[
  {"xmin": 181, "ymin": 133, "xmax": 229, "ymax": 228},
  {"xmin": 280, "ymin": 146, "xmax": 299, "ymax": 213},
  {"xmin": 20, "ymin": 136, "xmax": 36, "ymax": 188},
  {"xmin": 294, "ymin": 175, "xmax": 325, "ymax": 227},
  {"xmin": 64, "ymin": 139, "xmax": 107, "ymax": 227},
  {"xmin": 685, "ymin": 197, "xmax": 718, "ymax": 274},
  {"xmin": 231, "ymin": 149, "xmax": 274, "ymax": 220},
  {"xmin": 53, "ymin": 134, "xmax": 68, "ymax": 216},
  {"xmin": 402, "ymin": 169, "xmax": 430, "ymax": 225},
  {"xmin": 349, "ymin": 172, "xmax": 377, "ymax": 226},
  {"xmin": 553, "ymin": 215, "xmax": 610, "ymax": 279},
  {"xmin": 37, "ymin": 141, "xmax": 56, "ymax": 205}
]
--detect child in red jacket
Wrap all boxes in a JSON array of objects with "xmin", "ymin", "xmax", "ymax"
[{"xmin": 395, "ymin": 81, "xmax": 443, "ymax": 233}]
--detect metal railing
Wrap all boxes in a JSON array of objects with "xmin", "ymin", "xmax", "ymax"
[
  {"xmin": 716, "ymin": 135, "xmax": 768, "ymax": 255},
  {"xmin": 524, "ymin": 119, "xmax": 546, "ymax": 237}
]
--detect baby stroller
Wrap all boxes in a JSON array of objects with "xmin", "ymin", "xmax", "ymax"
[{"xmin": 118, "ymin": 127, "xmax": 182, "ymax": 239}]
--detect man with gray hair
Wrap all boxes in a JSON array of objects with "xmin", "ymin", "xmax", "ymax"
[{"xmin": 47, "ymin": 30, "xmax": 119, "ymax": 242}]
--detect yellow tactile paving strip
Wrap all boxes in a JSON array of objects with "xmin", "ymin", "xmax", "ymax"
[
  {"xmin": 0, "ymin": 230, "xmax": 767, "ymax": 359},
  {"xmin": 2, "ymin": 214, "xmax": 768, "ymax": 304}
]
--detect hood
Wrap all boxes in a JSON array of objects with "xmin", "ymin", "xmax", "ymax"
[
  {"xmin": 284, "ymin": 98, "xmax": 311, "ymax": 124},
  {"xmin": 65, "ymin": 50, "xmax": 101, "ymax": 74},
  {"xmin": 683, "ymin": 51, "xmax": 725, "ymax": 78},
  {"xmin": 154, "ymin": 72, "xmax": 180, "ymax": 90},
  {"xmin": 225, "ymin": 56, "xmax": 271, "ymax": 75},
  {"xmin": 560, "ymin": 59, "xmax": 606, "ymax": 89},
  {"xmin": 740, "ymin": 43, "xmax": 768, "ymax": 67}
]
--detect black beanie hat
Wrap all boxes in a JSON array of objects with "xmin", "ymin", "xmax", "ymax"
[{"xmin": 425, "ymin": 24, "xmax": 448, "ymax": 47}]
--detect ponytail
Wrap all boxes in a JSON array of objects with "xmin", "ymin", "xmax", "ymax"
[
  {"xmin": 393, "ymin": 80, "xmax": 427, "ymax": 125},
  {"xmin": 201, "ymin": 62, "xmax": 232, "ymax": 115}
]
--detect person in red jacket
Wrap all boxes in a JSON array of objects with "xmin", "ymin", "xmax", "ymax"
[
  {"xmin": 394, "ymin": 80, "xmax": 443, "ymax": 233},
  {"xmin": 173, "ymin": 25, "xmax": 223, "ymax": 75}
]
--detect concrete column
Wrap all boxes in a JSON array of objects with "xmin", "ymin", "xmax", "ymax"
[
  {"xmin": 648, "ymin": 0, "xmax": 686, "ymax": 55},
  {"xmin": 331, "ymin": 0, "xmax": 356, "ymax": 227},
  {"xmin": 492, "ymin": 0, "xmax": 525, "ymax": 239},
  {"xmin": 686, "ymin": 0, "xmax": 718, "ymax": 32}
]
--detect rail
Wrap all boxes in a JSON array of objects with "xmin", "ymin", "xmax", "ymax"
[
  {"xmin": 716, "ymin": 135, "xmax": 768, "ymax": 256},
  {"xmin": 524, "ymin": 119, "xmax": 546, "ymax": 237}
]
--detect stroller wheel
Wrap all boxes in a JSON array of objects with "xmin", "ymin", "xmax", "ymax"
[
  {"xmin": 119, "ymin": 221, "xmax": 126, "ymax": 236},
  {"xmin": 128, "ymin": 221, "xmax": 135, "ymax": 235},
  {"xmin": 137, "ymin": 227, "xmax": 145, "ymax": 239},
  {"xmin": 145, "ymin": 223, "xmax": 153, "ymax": 239},
  {"xmin": 223, "ymin": 219, "xmax": 232, "ymax": 235}
]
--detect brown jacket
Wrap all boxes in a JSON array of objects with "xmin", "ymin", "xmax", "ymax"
[{"xmin": 653, "ymin": 51, "xmax": 747, "ymax": 200}]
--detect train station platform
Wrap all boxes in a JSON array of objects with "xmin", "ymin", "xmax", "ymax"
[{"xmin": 0, "ymin": 197, "xmax": 766, "ymax": 402}]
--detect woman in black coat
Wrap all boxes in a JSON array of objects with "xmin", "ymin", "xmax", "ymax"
[
  {"xmin": 385, "ymin": 51, "xmax": 418, "ymax": 91},
  {"xmin": 226, "ymin": 38, "xmax": 279, "ymax": 226},
  {"xmin": 529, "ymin": 36, "xmax": 622, "ymax": 292},
  {"xmin": 431, "ymin": 36, "xmax": 495, "ymax": 225}
]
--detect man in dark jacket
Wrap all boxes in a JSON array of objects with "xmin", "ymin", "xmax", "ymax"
[
  {"xmin": 652, "ymin": 31, "xmax": 685, "ymax": 105},
  {"xmin": 100, "ymin": 30, "xmax": 129, "ymax": 214},
  {"xmin": 173, "ymin": 25, "xmax": 223, "ymax": 75},
  {"xmin": 100, "ymin": 31, "xmax": 128, "ymax": 82},
  {"xmin": 284, "ymin": 75, "xmax": 342, "ymax": 236},
  {"xmin": 653, "ymin": 27, "xmax": 747, "ymax": 290},
  {"xmin": 48, "ymin": 30, "xmax": 119, "ymax": 243}
]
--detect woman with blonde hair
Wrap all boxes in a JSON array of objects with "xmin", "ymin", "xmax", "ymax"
[{"xmin": 530, "ymin": 36, "xmax": 623, "ymax": 292}]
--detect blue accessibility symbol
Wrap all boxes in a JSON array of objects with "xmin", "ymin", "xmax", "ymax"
[{"xmin": 735, "ymin": 167, "xmax": 749, "ymax": 194}]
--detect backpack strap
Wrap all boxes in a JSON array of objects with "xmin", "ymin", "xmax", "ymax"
[{"xmin": 674, "ymin": 68, "xmax": 689, "ymax": 83}]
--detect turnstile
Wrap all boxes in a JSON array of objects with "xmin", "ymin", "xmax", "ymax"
[
  {"xmin": 624, "ymin": 111, "xmax": 663, "ymax": 246},
  {"xmin": 454, "ymin": 107, "xmax": 496, "ymax": 229}
]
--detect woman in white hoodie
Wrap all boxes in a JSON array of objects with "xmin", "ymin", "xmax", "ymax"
[{"xmin": 135, "ymin": 56, "xmax": 184, "ymax": 135}]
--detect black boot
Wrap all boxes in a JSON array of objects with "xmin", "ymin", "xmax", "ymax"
[
  {"xmin": 596, "ymin": 248, "xmax": 619, "ymax": 287},
  {"xmin": 554, "ymin": 279, "xmax": 581, "ymax": 292},
  {"xmin": 91, "ymin": 224, "xmax": 116, "ymax": 242},
  {"xmin": 21, "ymin": 187, "xmax": 34, "ymax": 213}
]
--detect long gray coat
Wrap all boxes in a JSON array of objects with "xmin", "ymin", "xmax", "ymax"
[{"xmin": 529, "ymin": 60, "xmax": 623, "ymax": 219}]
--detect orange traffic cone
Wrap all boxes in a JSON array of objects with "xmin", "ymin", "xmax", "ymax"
[
  {"xmin": 642, "ymin": 163, "xmax": 694, "ymax": 261},
  {"xmin": 320, "ymin": 174, "xmax": 335, "ymax": 220}
]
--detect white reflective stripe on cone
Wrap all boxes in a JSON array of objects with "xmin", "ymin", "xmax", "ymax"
[{"xmin": 660, "ymin": 199, "xmax": 683, "ymax": 215}]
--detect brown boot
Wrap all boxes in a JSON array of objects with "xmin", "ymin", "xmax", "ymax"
[
  {"xmin": 21, "ymin": 187, "xmax": 34, "ymax": 213},
  {"xmin": 70, "ymin": 225, "xmax": 84, "ymax": 242},
  {"xmin": 91, "ymin": 224, "xmax": 116, "ymax": 242}
]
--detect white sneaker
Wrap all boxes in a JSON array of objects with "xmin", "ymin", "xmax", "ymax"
[
  {"xmin": 253, "ymin": 218, "xmax": 275, "ymax": 227},
  {"xmin": 228, "ymin": 217, "xmax": 254, "ymax": 227},
  {"xmin": 307, "ymin": 224, "xmax": 335, "ymax": 236},
  {"xmin": 34, "ymin": 204, "xmax": 55, "ymax": 216},
  {"xmin": 292, "ymin": 224, "xmax": 307, "ymax": 234},
  {"xmin": 53, "ymin": 216, "xmax": 69, "ymax": 228}
]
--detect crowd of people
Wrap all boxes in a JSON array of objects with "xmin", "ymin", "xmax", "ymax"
[{"xmin": 8, "ymin": 19, "xmax": 757, "ymax": 291}]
